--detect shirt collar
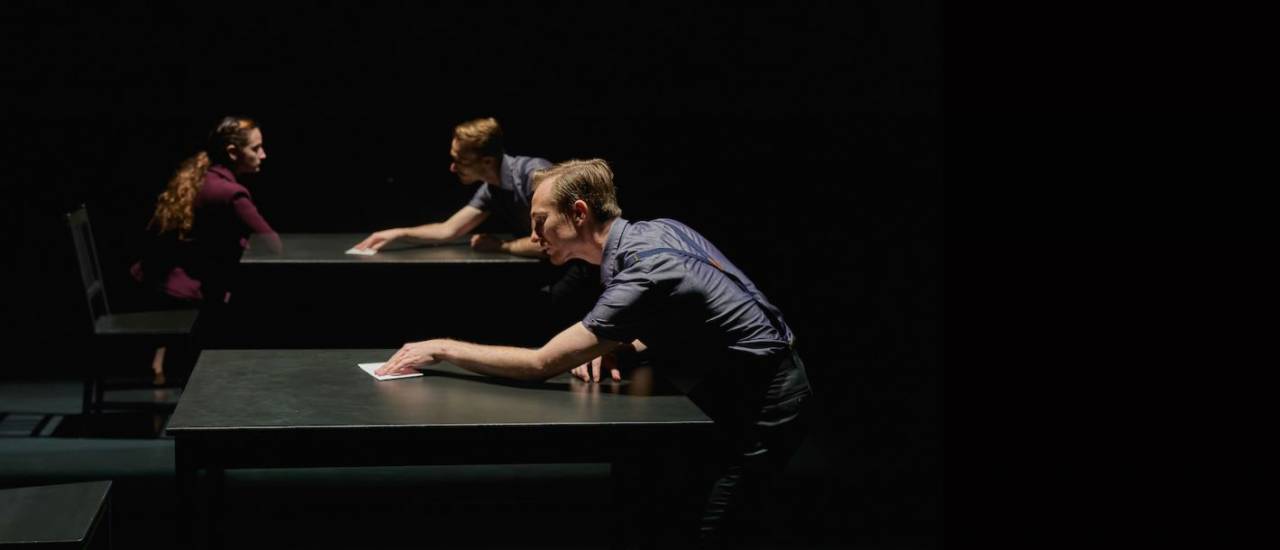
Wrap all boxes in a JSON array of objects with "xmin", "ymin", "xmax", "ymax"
[{"xmin": 600, "ymin": 218, "xmax": 629, "ymax": 286}]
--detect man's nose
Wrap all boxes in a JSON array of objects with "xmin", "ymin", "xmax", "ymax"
[{"xmin": 449, "ymin": 162, "xmax": 458, "ymax": 173}]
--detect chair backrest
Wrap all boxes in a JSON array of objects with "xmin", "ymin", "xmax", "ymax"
[{"xmin": 66, "ymin": 205, "xmax": 111, "ymax": 325}]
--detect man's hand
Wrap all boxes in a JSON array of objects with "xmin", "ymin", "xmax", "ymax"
[
  {"xmin": 469, "ymin": 233, "xmax": 504, "ymax": 252},
  {"xmin": 353, "ymin": 228, "xmax": 404, "ymax": 252},
  {"xmin": 376, "ymin": 340, "xmax": 443, "ymax": 376},
  {"xmin": 571, "ymin": 353, "xmax": 621, "ymax": 383}
]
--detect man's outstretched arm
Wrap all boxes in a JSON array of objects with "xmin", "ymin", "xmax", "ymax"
[
  {"xmin": 500, "ymin": 235, "xmax": 547, "ymax": 258},
  {"xmin": 377, "ymin": 323, "xmax": 621, "ymax": 381},
  {"xmin": 354, "ymin": 206, "xmax": 489, "ymax": 251},
  {"xmin": 471, "ymin": 234, "xmax": 547, "ymax": 258}
]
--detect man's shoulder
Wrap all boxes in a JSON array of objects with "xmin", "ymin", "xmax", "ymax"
[
  {"xmin": 627, "ymin": 218, "xmax": 690, "ymax": 239},
  {"xmin": 507, "ymin": 154, "xmax": 553, "ymax": 174},
  {"xmin": 613, "ymin": 219, "xmax": 710, "ymax": 266},
  {"xmin": 613, "ymin": 220, "xmax": 674, "ymax": 258}
]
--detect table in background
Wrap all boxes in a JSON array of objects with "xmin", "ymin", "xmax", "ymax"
[
  {"xmin": 226, "ymin": 234, "xmax": 551, "ymax": 348},
  {"xmin": 240, "ymin": 233, "xmax": 541, "ymax": 265}
]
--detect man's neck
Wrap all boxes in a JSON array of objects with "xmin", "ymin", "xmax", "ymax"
[
  {"xmin": 481, "ymin": 155, "xmax": 504, "ymax": 186},
  {"xmin": 584, "ymin": 218, "xmax": 617, "ymax": 265}
]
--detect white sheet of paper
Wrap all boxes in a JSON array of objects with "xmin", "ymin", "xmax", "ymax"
[
  {"xmin": 358, "ymin": 362, "xmax": 423, "ymax": 381},
  {"xmin": 345, "ymin": 247, "xmax": 377, "ymax": 256}
]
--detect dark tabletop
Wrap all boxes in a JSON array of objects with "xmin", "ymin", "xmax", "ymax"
[
  {"xmin": 242, "ymin": 233, "xmax": 540, "ymax": 264},
  {"xmin": 168, "ymin": 349, "xmax": 711, "ymax": 433},
  {"xmin": 0, "ymin": 481, "xmax": 110, "ymax": 546}
]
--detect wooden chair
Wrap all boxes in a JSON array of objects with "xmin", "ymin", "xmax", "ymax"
[{"xmin": 66, "ymin": 205, "xmax": 199, "ymax": 414}]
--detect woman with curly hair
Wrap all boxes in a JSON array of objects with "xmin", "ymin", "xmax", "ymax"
[{"xmin": 131, "ymin": 115, "xmax": 282, "ymax": 384}]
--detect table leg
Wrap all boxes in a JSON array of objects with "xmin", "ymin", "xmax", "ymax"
[
  {"xmin": 612, "ymin": 455, "xmax": 660, "ymax": 550},
  {"xmin": 175, "ymin": 438, "xmax": 196, "ymax": 549},
  {"xmin": 207, "ymin": 467, "xmax": 225, "ymax": 549}
]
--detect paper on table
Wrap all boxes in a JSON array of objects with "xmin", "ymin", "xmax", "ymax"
[
  {"xmin": 358, "ymin": 362, "xmax": 423, "ymax": 381},
  {"xmin": 345, "ymin": 247, "xmax": 377, "ymax": 256}
]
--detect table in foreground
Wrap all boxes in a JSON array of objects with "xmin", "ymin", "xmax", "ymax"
[
  {"xmin": 0, "ymin": 481, "xmax": 111, "ymax": 549},
  {"xmin": 167, "ymin": 349, "xmax": 713, "ymax": 548}
]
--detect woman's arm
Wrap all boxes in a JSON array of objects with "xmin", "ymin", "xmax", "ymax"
[{"xmin": 232, "ymin": 196, "xmax": 282, "ymax": 253}]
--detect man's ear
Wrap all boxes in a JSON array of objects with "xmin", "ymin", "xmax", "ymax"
[{"xmin": 573, "ymin": 200, "xmax": 589, "ymax": 225}]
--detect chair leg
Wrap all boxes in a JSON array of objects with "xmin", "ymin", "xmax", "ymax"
[
  {"xmin": 82, "ymin": 377, "xmax": 94, "ymax": 415},
  {"xmin": 93, "ymin": 376, "xmax": 105, "ymax": 414}
]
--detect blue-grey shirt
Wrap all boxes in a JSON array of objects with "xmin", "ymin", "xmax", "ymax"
[
  {"xmin": 583, "ymin": 218, "xmax": 794, "ymax": 383},
  {"xmin": 466, "ymin": 154, "xmax": 552, "ymax": 234}
]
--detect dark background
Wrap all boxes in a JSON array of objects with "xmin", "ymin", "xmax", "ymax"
[{"xmin": 2, "ymin": 2, "xmax": 940, "ymax": 546}]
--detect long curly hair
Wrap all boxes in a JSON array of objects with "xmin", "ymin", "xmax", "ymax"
[{"xmin": 148, "ymin": 116, "xmax": 258, "ymax": 238}]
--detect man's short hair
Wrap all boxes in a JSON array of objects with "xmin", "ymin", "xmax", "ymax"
[
  {"xmin": 453, "ymin": 117, "xmax": 504, "ymax": 159},
  {"xmin": 532, "ymin": 159, "xmax": 623, "ymax": 221}
]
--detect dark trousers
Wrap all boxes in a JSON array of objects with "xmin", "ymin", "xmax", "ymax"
[
  {"xmin": 694, "ymin": 349, "xmax": 812, "ymax": 548},
  {"xmin": 625, "ymin": 349, "xmax": 812, "ymax": 549}
]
